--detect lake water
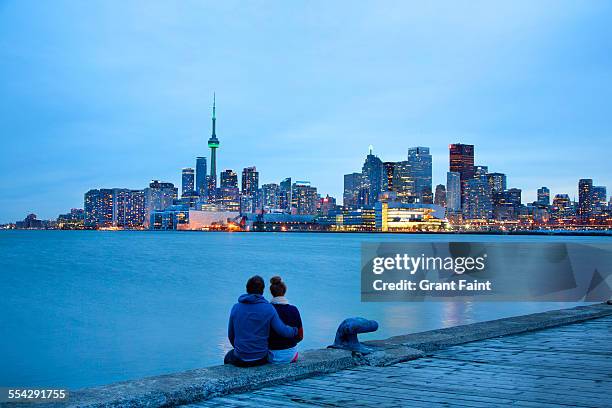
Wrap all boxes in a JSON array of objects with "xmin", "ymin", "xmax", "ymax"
[{"xmin": 0, "ymin": 231, "xmax": 598, "ymax": 389}]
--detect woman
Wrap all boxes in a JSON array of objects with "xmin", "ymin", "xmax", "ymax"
[{"xmin": 268, "ymin": 276, "xmax": 303, "ymax": 363}]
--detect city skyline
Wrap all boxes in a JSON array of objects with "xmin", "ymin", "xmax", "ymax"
[{"xmin": 2, "ymin": 1, "xmax": 612, "ymax": 223}]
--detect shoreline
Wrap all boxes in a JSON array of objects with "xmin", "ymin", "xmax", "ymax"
[{"xmin": 13, "ymin": 303, "xmax": 612, "ymax": 408}]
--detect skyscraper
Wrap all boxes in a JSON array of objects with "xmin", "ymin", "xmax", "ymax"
[
  {"xmin": 463, "ymin": 177, "xmax": 492, "ymax": 221},
  {"xmin": 279, "ymin": 177, "xmax": 292, "ymax": 212},
  {"xmin": 537, "ymin": 187, "xmax": 550, "ymax": 206},
  {"xmin": 343, "ymin": 173, "xmax": 362, "ymax": 209},
  {"xmin": 393, "ymin": 161, "xmax": 415, "ymax": 203},
  {"xmin": 262, "ymin": 183, "xmax": 281, "ymax": 209},
  {"xmin": 434, "ymin": 184, "xmax": 447, "ymax": 207},
  {"xmin": 241, "ymin": 166, "xmax": 259, "ymax": 213},
  {"xmin": 207, "ymin": 94, "xmax": 220, "ymax": 195},
  {"xmin": 361, "ymin": 146, "xmax": 384, "ymax": 206},
  {"xmin": 218, "ymin": 169, "xmax": 240, "ymax": 211},
  {"xmin": 449, "ymin": 143, "xmax": 475, "ymax": 206},
  {"xmin": 592, "ymin": 185, "xmax": 607, "ymax": 214},
  {"xmin": 382, "ymin": 162, "xmax": 395, "ymax": 192},
  {"xmin": 446, "ymin": 171, "xmax": 461, "ymax": 211},
  {"xmin": 144, "ymin": 180, "xmax": 177, "ymax": 228},
  {"xmin": 407, "ymin": 147, "xmax": 432, "ymax": 203},
  {"xmin": 578, "ymin": 179, "xmax": 593, "ymax": 222},
  {"xmin": 181, "ymin": 168, "xmax": 195, "ymax": 197},
  {"xmin": 487, "ymin": 173, "xmax": 507, "ymax": 194},
  {"xmin": 196, "ymin": 157, "xmax": 208, "ymax": 197},
  {"xmin": 291, "ymin": 181, "xmax": 318, "ymax": 215}
]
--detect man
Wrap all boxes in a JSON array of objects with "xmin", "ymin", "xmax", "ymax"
[{"xmin": 224, "ymin": 275, "xmax": 298, "ymax": 367}]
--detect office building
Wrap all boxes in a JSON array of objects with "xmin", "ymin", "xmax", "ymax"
[
  {"xmin": 361, "ymin": 147, "xmax": 384, "ymax": 206},
  {"xmin": 578, "ymin": 179, "xmax": 593, "ymax": 222},
  {"xmin": 407, "ymin": 147, "xmax": 433, "ymax": 203},
  {"xmin": 291, "ymin": 181, "xmax": 318, "ymax": 215},
  {"xmin": 196, "ymin": 157, "xmax": 208, "ymax": 197},
  {"xmin": 144, "ymin": 180, "xmax": 178, "ymax": 227},
  {"xmin": 343, "ymin": 173, "xmax": 362, "ymax": 209},
  {"xmin": 434, "ymin": 184, "xmax": 447, "ymax": 207},
  {"xmin": 446, "ymin": 171, "xmax": 461, "ymax": 211},
  {"xmin": 537, "ymin": 187, "xmax": 550, "ymax": 206}
]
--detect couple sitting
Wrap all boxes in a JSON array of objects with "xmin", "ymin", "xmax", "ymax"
[{"xmin": 224, "ymin": 275, "xmax": 303, "ymax": 367}]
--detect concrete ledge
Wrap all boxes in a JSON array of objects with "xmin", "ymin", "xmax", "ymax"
[{"xmin": 16, "ymin": 303, "xmax": 612, "ymax": 408}]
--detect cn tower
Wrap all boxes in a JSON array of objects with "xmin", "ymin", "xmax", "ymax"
[{"xmin": 207, "ymin": 94, "xmax": 220, "ymax": 194}]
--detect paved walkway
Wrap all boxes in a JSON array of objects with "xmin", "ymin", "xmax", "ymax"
[{"xmin": 186, "ymin": 315, "xmax": 612, "ymax": 407}]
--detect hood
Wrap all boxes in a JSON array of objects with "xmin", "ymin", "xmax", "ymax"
[{"xmin": 238, "ymin": 293, "xmax": 268, "ymax": 304}]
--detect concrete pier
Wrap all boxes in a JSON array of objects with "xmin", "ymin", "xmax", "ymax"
[{"xmin": 8, "ymin": 303, "xmax": 611, "ymax": 408}]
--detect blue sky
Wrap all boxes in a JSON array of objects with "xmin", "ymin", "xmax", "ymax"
[{"xmin": 1, "ymin": 0, "xmax": 611, "ymax": 222}]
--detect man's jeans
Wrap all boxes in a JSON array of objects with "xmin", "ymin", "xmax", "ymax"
[{"xmin": 224, "ymin": 349, "xmax": 268, "ymax": 367}]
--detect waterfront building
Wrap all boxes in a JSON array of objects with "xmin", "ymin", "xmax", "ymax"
[
  {"xmin": 486, "ymin": 173, "xmax": 507, "ymax": 194},
  {"xmin": 195, "ymin": 157, "xmax": 208, "ymax": 197},
  {"xmin": 218, "ymin": 169, "xmax": 240, "ymax": 212},
  {"xmin": 361, "ymin": 147, "xmax": 384, "ymax": 206},
  {"xmin": 144, "ymin": 180, "xmax": 178, "ymax": 228},
  {"xmin": 492, "ymin": 188, "xmax": 522, "ymax": 221},
  {"xmin": 291, "ymin": 181, "xmax": 318, "ymax": 215},
  {"xmin": 318, "ymin": 195, "xmax": 337, "ymax": 216},
  {"xmin": 262, "ymin": 183, "xmax": 281, "ymax": 210},
  {"xmin": 375, "ymin": 201, "xmax": 446, "ymax": 232},
  {"xmin": 382, "ymin": 162, "xmax": 395, "ymax": 192},
  {"xmin": 151, "ymin": 205, "xmax": 240, "ymax": 230},
  {"xmin": 393, "ymin": 161, "xmax": 415, "ymax": 203},
  {"xmin": 408, "ymin": 147, "xmax": 433, "ymax": 203},
  {"xmin": 279, "ymin": 177, "xmax": 292, "ymax": 212},
  {"xmin": 434, "ymin": 184, "xmax": 447, "ymax": 207},
  {"xmin": 181, "ymin": 168, "xmax": 195, "ymax": 197},
  {"xmin": 15, "ymin": 213, "xmax": 46, "ymax": 229},
  {"xmin": 537, "ymin": 186, "xmax": 550, "ymax": 206},
  {"xmin": 592, "ymin": 186, "xmax": 607, "ymax": 214},
  {"xmin": 446, "ymin": 171, "xmax": 461, "ymax": 211},
  {"xmin": 115, "ymin": 189, "xmax": 145, "ymax": 228},
  {"xmin": 343, "ymin": 173, "xmax": 362, "ymax": 209},
  {"xmin": 449, "ymin": 143, "xmax": 475, "ymax": 206},
  {"xmin": 463, "ymin": 177, "xmax": 492, "ymax": 221},
  {"xmin": 84, "ymin": 188, "xmax": 114, "ymax": 228},
  {"xmin": 551, "ymin": 194, "xmax": 573, "ymax": 223},
  {"xmin": 334, "ymin": 207, "xmax": 376, "ymax": 231},
  {"xmin": 578, "ymin": 179, "xmax": 593, "ymax": 222},
  {"xmin": 241, "ymin": 166, "xmax": 259, "ymax": 213},
  {"xmin": 207, "ymin": 95, "xmax": 220, "ymax": 195},
  {"xmin": 57, "ymin": 208, "xmax": 85, "ymax": 229},
  {"xmin": 246, "ymin": 213, "xmax": 319, "ymax": 232}
]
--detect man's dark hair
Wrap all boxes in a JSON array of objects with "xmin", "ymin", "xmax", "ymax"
[{"xmin": 246, "ymin": 275, "xmax": 265, "ymax": 295}]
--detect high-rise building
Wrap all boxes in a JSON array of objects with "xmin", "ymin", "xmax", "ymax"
[
  {"xmin": 85, "ymin": 189, "xmax": 113, "ymax": 228},
  {"xmin": 434, "ymin": 184, "xmax": 447, "ymax": 207},
  {"xmin": 196, "ymin": 157, "xmax": 208, "ymax": 197},
  {"xmin": 407, "ymin": 147, "xmax": 432, "ymax": 203},
  {"xmin": 446, "ymin": 172, "xmax": 461, "ymax": 211},
  {"xmin": 291, "ymin": 181, "xmax": 318, "ymax": 215},
  {"xmin": 318, "ymin": 195, "xmax": 337, "ymax": 216},
  {"xmin": 592, "ymin": 185, "xmax": 607, "ymax": 214},
  {"xmin": 537, "ymin": 187, "xmax": 550, "ymax": 206},
  {"xmin": 84, "ymin": 188, "xmax": 145, "ymax": 229},
  {"xmin": 449, "ymin": 143, "xmax": 475, "ymax": 206},
  {"xmin": 262, "ymin": 183, "xmax": 281, "ymax": 209},
  {"xmin": 392, "ymin": 161, "xmax": 415, "ymax": 203},
  {"xmin": 343, "ymin": 173, "xmax": 362, "ymax": 209},
  {"xmin": 578, "ymin": 179, "xmax": 593, "ymax": 222},
  {"xmin": 382, "ymin": 162, "xmax": 395, "ymax": 192},
  {"xmin": 486, "ymin": 173, "xmax": 507, "ymax": 194},
  {"xmin": 361, "ymin": 147, "xmax": 384, "ymax": 206},
  {"xmin": 207, "ymin": 94, "xmax": 220, "ymax": 195},
  {"xmin": 279, "ymin": 177, "xmax": 292, "ymax": 212},
  {"xmin": 463, "ymin": 176, "xmax": 492, "ymax": 221},
  {"xmin": 144, "ymin": 180, "xmax": 178, "ymax": 228},
  {"xmin": 241, "ymin": 166, "xmax": 259, "ymax": 213},
  {"xmin": 492, "ymin": 188, "xmax": 522, "ymax": 221},
  {"xmin": 218, "ymin": 169, "xmax": 240, "ymax": 211},
  {"xmin": 473, "ymin": 165, "xmax": 488, "ymax": 179},
  {"xmin": 181, "ymin": 168, "xmax": 195, "ymax": 197}
]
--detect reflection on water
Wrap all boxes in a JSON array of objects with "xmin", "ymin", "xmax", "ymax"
[{"xmin": 0, "ymin": 231, "xmax": 596, "ymax": 389}]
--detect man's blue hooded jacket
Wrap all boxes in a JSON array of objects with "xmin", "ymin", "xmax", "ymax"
[{"xmin": 228, "ymin": 294, "xmax": 298, "ymax": 361}]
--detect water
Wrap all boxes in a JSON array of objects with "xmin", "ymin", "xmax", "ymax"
[{"xmin": 0, "ymin": 230, "xmax": 599, "ymax": 389}]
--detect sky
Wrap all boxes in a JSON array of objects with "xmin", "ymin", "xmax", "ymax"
[{"xmin": 1, "ymin": 0, "xmax": 612, "ymax": 223}]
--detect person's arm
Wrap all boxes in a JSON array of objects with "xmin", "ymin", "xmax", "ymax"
[
  {"xmin": 295, "ymin": 308, "xmax": 304, "ymax": 342},
  {"xmin": 270, "ymin": 308, "xmax": 298, "ymax": 338},
  {"xmin": 228, "ymin": 306, "xmax": 235, "ymax": 347}
]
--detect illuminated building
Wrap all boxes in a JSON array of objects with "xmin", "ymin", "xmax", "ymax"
[
  {"xmin": 207, "ymin": 94, "xmax": 220, "ymax": 195},
  {"xmin": 393, "ymin": 161, "xmax": 415, "ymax": 203},
  {"xmin": 279, "ymin": 177, "xmax": 292, "ymax": 212},
  {"xmin": 343, "ymin": 173, "xmax": 362, "ymax": 209},
  {"xmin": 181, "ymin": 168, "xmax": 195, "ymax": 197},
  {"xmin": 334, "ymin": 207, "xmax": 376, "ymax": 231},
  {"xmin": 218, "ymin": 169, "xmax": 240, "ymax": 212},
  {"xmin": 361, "ymin": 146, "xmax": 384, "ymax": 205},
  {"xmin": 492, "ymin": 188, "xmax": 522, "ymax": 221},
  {"xmin": 434, "ymin": 184, "xmax": 446, "ymax": 207},
  {"xmin": 85, "ymin": 188, "xmax": 145, "ymax": 229},
  {"xmin": 551, "ymin": 194, "xmax": 573, "ymax": 223},
  {"xmin": 144, "ymin": 180, "xmax": 177, "ymax": 228},
  {"xmin": 382, "ymin": 162, "xmax": 395, "ymax": 192},
  {"xmin": 241, "ymin": 166, "xmax": 259, "ymax": 213},
  {"xmin": 57, "ymin": 208, "xmax": 85, "ymax": 229},
  {"xmin": 291, "ymin": 181, "xmax": 318, "ymax": 215},
  {"xmin": 375, "ymin": 201, "xmax": 446, "ymax": 232},
  {"xmin": 578, "ymin": 179, "xmax": 593, "ymax": 222},
  {"xmin": 449, "ymin": 143, "xmax": 475, "ymax": 206},
  {"xmin": 84, "ymin": 188, "xmax": 114, "ymax": 228},
  {"xmin": 318, "ymin": 194, "xmax": 337, "ymax": 215},
  {"xmin": 592, "ymin": 186, "xmax": 607, "ymax": 214},
  {"xmin": 196, "ymin": 157, "xmax": 208, "ymax": 197},
  {"xmin": 537, "ymin": 186, "xmax": 550, "ymax": 206},
  {"xmin": 446, "ymin": 171, "xmax": 461, "ymax": 212},
  {"xmin": 262, "ymin": 183, "xmax": 281, "ymax": 210},
  {"xmin": 408, "ymin": 147, "xmax": 433, "ymax": 203},
  {"xmin": 487, "ymin": 173, "xmax": 506, "ymax": 194},
  {"xmin": 463, "ymin": 177, "xmax": 492, "ymax": 221}
]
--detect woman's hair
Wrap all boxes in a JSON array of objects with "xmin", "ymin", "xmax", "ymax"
[
  {"xmin": 269, "ymin": 276, "xmax": 287, "ymax": 297},
  {"xmin": 246, "ymin": 275, "xmax": 265, "ymax": 295}
]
